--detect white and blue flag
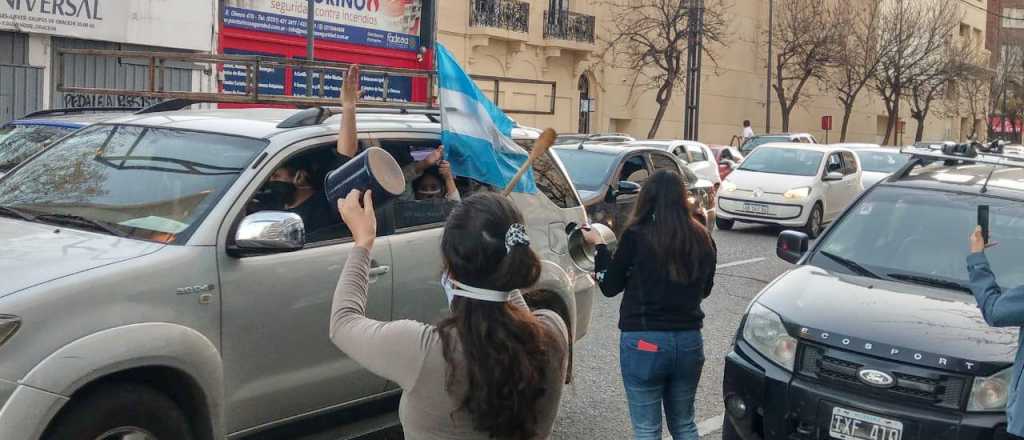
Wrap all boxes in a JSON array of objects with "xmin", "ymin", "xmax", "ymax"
[{"xmin": 436, "ymin": 43, "xmax": 537, "ymax": 193}]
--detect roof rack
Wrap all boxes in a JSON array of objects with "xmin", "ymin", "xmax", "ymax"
[
  {"xmin": 22, "ymin": 107, "xmax": 143, "ymax": 119},
  {"xmin": 898, "ymin": 142, "xmax": 1024, "ymax": 170}
]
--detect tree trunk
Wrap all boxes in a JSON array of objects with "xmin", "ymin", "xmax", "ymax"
[
  {"xmin": 780, "ymin": 104, "xmax": 791, "ymax": 132},
  {"xmin": 840, "ymin": 104, "xmax": 854, "ymax": 142},
  {"xmin": 881, "ymin": 106, "xmax": 895, "ymax": 146},
  {"xmin": 914, "ymin": 117, "xmax": 925, "ymax": 142},
  {"xmin": 648, "ymin": 102, "xmax": 669, "ymax": 139}
]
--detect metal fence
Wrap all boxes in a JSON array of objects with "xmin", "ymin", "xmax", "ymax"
[
  {"xmin": 544, "ymin": 10, "xmax": 596, "ymax": 43},
  {"xmin": 0, "ymin": 64, "xmax": 44, "ymax": 123},
  {"xmin": 470, "ymin": 0, "xmax": 530, "ymax": 33}
]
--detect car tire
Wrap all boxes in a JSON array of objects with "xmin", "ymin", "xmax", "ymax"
[
  {"xmin": 804, "ymin": 204, "xmax": 823, "ymax": 239},
  {"xmin": 44, "ymin": 382, "xmax": 194, "ymax": 440},
  {"xmin": 716, "ymin": 217, "xmax": 735, "ymax": 231},
  {"xmin": 722, "ymin": 415, "xmax": 741, "ymax": 440}
]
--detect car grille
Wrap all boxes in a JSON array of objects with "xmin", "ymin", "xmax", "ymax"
[{"xmin": 799, "ymin": 343, "xmax": 967, "ymax": 409}]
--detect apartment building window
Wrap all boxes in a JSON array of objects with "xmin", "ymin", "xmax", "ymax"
[{"xmin": 1004, "ymin": 8, "xmax": 1024, "ymax": 29}]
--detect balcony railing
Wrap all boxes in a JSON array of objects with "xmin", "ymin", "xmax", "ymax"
[
  {"xmin": 470, "ymin": 0, "xmax": 530, "ymax": 34},
  {"xmin": 543, "ymin": 10, "xmax": 596, "ymax": 43}
]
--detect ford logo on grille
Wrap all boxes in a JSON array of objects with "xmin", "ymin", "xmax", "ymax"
[{"xmin": 857, "ymin": 369, "xmax": 895, "ymax": 388}]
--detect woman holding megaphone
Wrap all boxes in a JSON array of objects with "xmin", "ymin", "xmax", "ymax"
[
  {"xmin": 583, "ymin": 170, "xmax": 717, "ymax": 440},
  {"xmin": 329, "ymin": 189, "xmax": 569, "ymax": 439}
]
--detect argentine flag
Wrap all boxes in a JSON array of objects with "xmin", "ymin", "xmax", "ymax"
[{"xmin": 436, "ymin": 43, "xmax": 537, "ymax": 193}]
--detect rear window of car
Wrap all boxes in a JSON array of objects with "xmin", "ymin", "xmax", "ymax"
[
  {"xmin": 739, "ymin": 147, "xmax": 823, "ymax": 176},
  {"xmin": 0, "ymin": 123, "xmax": 78, "ymax": 172}
]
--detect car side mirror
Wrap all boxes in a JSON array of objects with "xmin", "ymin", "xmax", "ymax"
[
  {"xmin": 232, "ymin": 211, "xmax": 305, "ymax": 255},
  {"xmin": 823, "ymin": 171, "xmax": 843, "ymax": 181},
  {"xmin": 777, "ymin": 230, "xmax": 809, "ymax": 264},
  {"xmin": 616, "ymin": 180, "xmax": 642, "ymax": 197}
]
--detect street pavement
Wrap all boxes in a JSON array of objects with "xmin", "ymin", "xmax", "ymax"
[{"xmin": 550, "ymin": 223, "xmax": 794, "ymax": 440}]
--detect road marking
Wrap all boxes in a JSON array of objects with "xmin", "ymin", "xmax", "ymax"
[
  {"xmin": 660, "ymin": 414, "xmax": 725, "ymax": 439},
  {"xmin": 716, "ymin": 257, "xmax": 765, "ymax": 269}
]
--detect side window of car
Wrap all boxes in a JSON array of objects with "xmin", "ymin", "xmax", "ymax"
[
  {"xmin": 673, "ymin": 147, "xmax": 687, "ymax": 161},
  {"xmin": 651, "ymin": 153, "xmax": 681, "ymax": 176},
  {"xmin": 619, "ymin": 154, "xmax": 650, "ymax": 184},
  {"xmin": 840, "ymin": 152, "xmax": 858, "ymax": 175},
  {"xmin": 517, "ymin": 139, "xmax": 581, "ymax": 209},
  {"xmin": 370, "ymin": 137, "xmax": 459, "ymax": 232},
  {"xmin": 826, "ymin": 153, "xmax": 843, "ymax": 174},
  {"xmin": 688, "ymin": 146, "xmax": 707, "ymax": 162}
]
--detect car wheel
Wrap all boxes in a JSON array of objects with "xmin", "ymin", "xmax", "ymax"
[
  {"xmin": 804, "ymin": 204, "xmax": 823, "ymax": 239},
  {"xmin": 722, "ymin": 416, "xmax": 741, "ymax": 440},
  {"xmin": 716, "ymin": 217, "xmax": 735, "ymax": 231},
  {"xmin": 44, "ymin": 383, "xmax": 193, "ymax": 440}
]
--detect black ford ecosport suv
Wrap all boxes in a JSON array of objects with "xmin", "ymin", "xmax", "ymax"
[{"xmin": 724, "ymin": 143, "xmax": 1024, "ymax": 440}]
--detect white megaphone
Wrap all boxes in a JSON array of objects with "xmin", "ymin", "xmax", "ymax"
[{"xmin": 566, "ymin": 222, "xmax": 617, "ymax": 272}]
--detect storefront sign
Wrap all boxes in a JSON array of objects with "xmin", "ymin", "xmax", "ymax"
[
  {"xmin": 223, "ymin": 0, "xmax": 422, "ymax": 52},
  {"xmin": 0, "ymin": 0, "xmax": 214, "ymax": 51}
]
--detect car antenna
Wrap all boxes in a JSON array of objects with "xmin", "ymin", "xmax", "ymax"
[
  {"xmin": 980, "ymin": 166, "xmax": 996, "ymax": 194},
  {"xmin": 979, "ymin": 140, "xmax": 1002, "ymax": 194}
]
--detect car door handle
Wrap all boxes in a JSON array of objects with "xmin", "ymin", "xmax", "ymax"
[{"xmin": 369, "ymin": 265, "xmax": 391, "ymax": 276}]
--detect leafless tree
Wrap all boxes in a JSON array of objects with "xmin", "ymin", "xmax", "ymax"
[
  {"xmin": 958, "ymin": 45, "xmax": 994, "ymax": 141},
  {"xmin": 600, "ymin": 0, "xmax": 729, "ymax": 138},
  {"xmin": 905, "ymin": 35, "xmax": 988, "ymax": 142},
  {"xmin": 828, "ymin": 0, "xmax": 885, "ymax": 142},
  {"xmin": 872, "ymin": 0, "xmax": 960, "ymax": 145},
  {"xmin": 987, "ymin": 40, "xmax": 1024, "ymax": 139},
  {"xmin": 767, "ymin": 0, "xmax": 843, "ymax": 132}
]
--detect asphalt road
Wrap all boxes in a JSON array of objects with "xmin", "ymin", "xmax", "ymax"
[{"xmin": 550, "ymin": 223, "xmax": 794, "ymax": 440}]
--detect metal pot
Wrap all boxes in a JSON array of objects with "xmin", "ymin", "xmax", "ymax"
[
  {"xmin": 567, "ymin": 223, "xmax": 617, "ymax": 272},
  {"xmin": 324, "ymin": 147, "xmax": 406, "ymax": 208}
]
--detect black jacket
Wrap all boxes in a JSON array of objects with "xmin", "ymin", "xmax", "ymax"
[{"xmin": 594, "ymin": 223, "xmax": 716, "ymax": 331}]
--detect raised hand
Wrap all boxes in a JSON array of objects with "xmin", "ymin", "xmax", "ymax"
[
  {"xmin": 339, "ymin": 190, "xmax": 377, "ymax": 249},
  {"xmin": 341, "ymin": 64, "xmax": 362, "ymax": 109}
]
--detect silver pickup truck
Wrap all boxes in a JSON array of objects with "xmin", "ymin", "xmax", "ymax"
[{"xmin": 0, "ymin": 107, "xmax": 597, "ymax": 440}]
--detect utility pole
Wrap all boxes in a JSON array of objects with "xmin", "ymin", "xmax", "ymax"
[
  {"xmin": 765, "ymin": 0, "xmax": 773, "ymax": 134},
  {"xmin": 684, "ymin": 0, "xmax": 705, "ymax": 141},
  {"xmin": 306, "ymin": 0, "xmax": 315, "ymax": 97}
]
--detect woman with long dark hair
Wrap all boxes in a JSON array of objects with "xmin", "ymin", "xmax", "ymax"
[
  {"xmin": 583, "ymin": 170, "xmax": 717, "ymax": 440},
  {"xmin": 330, "ymin": 190, "xmax": 568, "ymax": 439}
]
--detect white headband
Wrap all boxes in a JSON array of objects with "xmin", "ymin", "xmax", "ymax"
[{"xmin": 442, "ymin": 272, "xmax": 515, "ymax": 303}]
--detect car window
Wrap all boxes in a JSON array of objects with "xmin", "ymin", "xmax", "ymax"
[
  {"xmin": 0, "ymin": 124, "xmax": 265, "ymax": 244},
  {"xmin": 0, "ymin": 123, "xmax": 77, "ymax": 172},
  {"xmin": 841, "ymin": 151, "xmax": 858, "ymax": 175},
  {"xmin": 741, "ymin": 136, "xmax": 790, "ymax": 155},
  {"xmin": 651, "ymin": 153, "xmax": 680, "ymax": 176},
  {"xmin": 372, "ymin": 137, "xmax": 458, "ymax": 233},
  {"xmin": 855, "ymin": 151, "xmax": 909, "ymax": 173},
  {"xmin": 620, "ymin": 154, "xmax": 650, "ymax": 184},
  {"xmin": 687, "ymin": 146, "xmax": 708, "ymax": 162},
  {"xmin": 518, "ymin": 139, "xmax": 581, "ymax": 209},
  {"xmin": 738, "ymin": 147, "xmax": 824, "ymax": 176},
  {"xmin": 553, "ymin": 148, "xmax": 618, "ymax": 192},
  {"xmin": 826, "ymin": 153, "xmax": 844, "ymax": 174},
  {"xmin": 813, "ymin": 186, "xmax": 1024, "ymax": 287}
]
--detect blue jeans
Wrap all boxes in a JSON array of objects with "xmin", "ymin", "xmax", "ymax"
[{"xmin": 620, "ymin": 330, "xmax": 704, "ymax": 440}]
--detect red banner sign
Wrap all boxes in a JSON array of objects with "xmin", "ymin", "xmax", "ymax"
[{"xmin": 821, "ymin": 115, "xmax": 832, "ymax": 131}]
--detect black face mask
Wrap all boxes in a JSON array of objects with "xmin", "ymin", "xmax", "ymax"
[{"xmin": 259, "ymin": 181, "xmax": 297, "ymax": 209}]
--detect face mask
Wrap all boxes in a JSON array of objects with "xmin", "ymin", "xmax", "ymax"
[
  {"xmin": 416, "ymin": 188, "xmax": 443, "ymax": 200},
  {"xmin": 441, "ymin": 272, "xmax": 514, "ymax": 308},
  {"xmin": 264, "ymin": 181, "xmax": 297, "ymax": 207}
]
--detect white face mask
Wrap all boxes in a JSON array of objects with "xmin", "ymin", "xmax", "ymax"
[{"xmin": 441, "ymin": 272, "xmax": 514, "ymax": 307}]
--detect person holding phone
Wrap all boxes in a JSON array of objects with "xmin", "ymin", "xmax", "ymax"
[
  {"xmin": 329, "ymin": 190, "xmax": 569, "ymax": 439},
  {"xmin": 968, "ymin": 216, "xmax": 1024, "ymax": 439}
]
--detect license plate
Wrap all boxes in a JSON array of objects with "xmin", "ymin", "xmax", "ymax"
[
  {"xmin": 829, "ymin": 407, "xmax": 903, "ymax": 440},
  {"xmin": 743, "ymin": 202, "xmax": 770, "ymax": 215}
]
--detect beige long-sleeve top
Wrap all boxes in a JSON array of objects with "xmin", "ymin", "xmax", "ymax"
[{"xmin": 330, "ymin": 246, "xmax": 569, "ymax": 439}]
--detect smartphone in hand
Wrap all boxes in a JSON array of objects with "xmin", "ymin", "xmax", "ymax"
[{"xmin": 978, "ymin": 205, "xmax": 990, "ymax": 244}]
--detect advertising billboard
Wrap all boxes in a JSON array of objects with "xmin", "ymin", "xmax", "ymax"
[
  {"xmin": 0, "ymin": 0, "xmax": 214, "ymax": 51},
  {"xmin": 223, "ymin": 0, "xmax": 422, "ymax": 52}
]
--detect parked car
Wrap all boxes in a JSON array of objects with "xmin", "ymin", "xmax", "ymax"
[
  {"xmin": 628, "ymin": 139, "xmax": 723, "ymax": 187},
  {"xmin": 723, "ymin": 143, "xmax": 1024, "ymax": 440},
  {"xmin": 739, "ymin": 133, "xmax": 817, "ymax": 156},
  {"xmin": 0, "ymin": 108, "xmax": 139, "ymax": 177},
  {"xmin": 555, "ymin": 132, "xmax": 636, "ymax": 145},
  {"xmin": 0, "ymin": 106, "xmax": 598, "ymax": 439},
  {"xmin": 844, "ymin": 146, "xmax": 909, "ymax": 188},
  {"xmin": 710, "ymin": 145, "xmax": 744, "ymax": 179},
  {"xmin": 716, "ymin": 143, "xmax": 862, "ymax": 238},
  {"xmin": 552, "ymin": 142, "xmax": 716, "ymax": 235}
]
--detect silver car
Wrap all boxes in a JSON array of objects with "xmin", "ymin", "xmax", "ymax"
[{"xmin": 0, "ymin": 108, "xmax": 596, "ymax": 439}]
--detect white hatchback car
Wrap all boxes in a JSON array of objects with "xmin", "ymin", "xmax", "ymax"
[
  {"xmin": 716, "ymin": 143, "xmax": 863, "ymax": 237},
  {"xmin": 833, "ymin": 143, "xmax": 910, "ymax": 188},
  {"xmin": 628, "ymin": 140, "xmax": 722, "ymax": 186}
]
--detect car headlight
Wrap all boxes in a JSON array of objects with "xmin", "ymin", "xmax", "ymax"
[
  {"xmin": 968, "ymin": 367, "xmax": 1011, "ymax": 412},
  {"xmin": 0, "ymin": 315, "xmax": 19, "ymax": 347},
  {"xmin": 784, "ymin": 187, "xmax": 811, "ymax": 199},
  {"xmin": 742, "ymin": 303, "xmax": 797, "ymax": 371},
  {"xmin": 722, "ymin": 180, "xmax": 737, "ymax": 193}
]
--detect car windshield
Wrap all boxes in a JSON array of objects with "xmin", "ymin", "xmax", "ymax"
[
  {"xmin": 0, "ymin": 125, "xmax": 265, "ymax": 244},
  {"xmin": 856, "ymin": 150, "xmax": 909, "ymax": 173},
  {"xmin": 552, "ymin": 148, "xmax": 616, "ymax": 191},
  {"xmin": 738, "ymin": 147, "xmax": 823, "ymax": 176},
  {"xmin": 741, "ymin": 136, "xmax": 789, "ymax": 154},
  {"xmin": 554, "ymin": 135, "xmax": 588, "ymax": 145},
  {"xmin": 0, "ymin": 123, "xmax": 77, "ymax": 172},
  {"xmin": 812, "ymin": 185, "xmax": 1024, "ymax": 288}
]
